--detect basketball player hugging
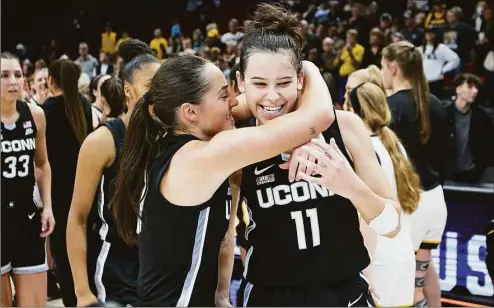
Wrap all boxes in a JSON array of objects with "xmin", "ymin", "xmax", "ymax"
[
  {"xmin": 230, "ymin": 3, "xmax": 404, "ymax": 307},
  {"xmin": 110, "ymin": 16, "xmax": 334, "ymax": 307}
]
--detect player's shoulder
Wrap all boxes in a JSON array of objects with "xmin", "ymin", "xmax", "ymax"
[
  {"xmin": 335, "ymin": 110, "xmax": 365, "ymax": 133},
  {"xmin": 23, "ymin": 100, "xmax": 45, "ymax": 128},
  {"xmin": 83, "ymin": 125, "xmax": 115, "ymax": 151},
  {"xmin": 26, "ymin": 100, "xmax": 44, "ymax": 117},
  {"xmin": 79, "ymin": 127, "xmax": 116, "ymax": 165}
]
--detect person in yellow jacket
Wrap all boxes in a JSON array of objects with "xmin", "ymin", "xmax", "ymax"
[
  {"xmin": 149, "ymin": 28, "xmax": 169, "ymax": 60},
  {"xmin": 101, "ymin": 23, "xmax": 117, "ymax": 56},
  {"xmin": 334, "ymin": 29, "xmax": 364, "ymax": 103}
]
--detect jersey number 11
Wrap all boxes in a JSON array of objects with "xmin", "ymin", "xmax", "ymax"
[{"xmin": 291, "ymin": 208, "xmax": 320, "ymax": 250}]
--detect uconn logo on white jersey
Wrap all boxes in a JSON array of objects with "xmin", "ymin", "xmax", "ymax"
[{"xmin": 256, "ymin": 181, "xmax": 335, "ymax": 208}]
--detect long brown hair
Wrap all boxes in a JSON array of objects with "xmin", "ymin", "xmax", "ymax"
[
  {"xmin": 111, "ymin": 56, "xmax": 211, "ymax": 246},
  {"xmin": 49, "ymin": 59, "xmax": 88, "ymax": 144},
  {"xmin": 382, "ymin": 41, "xmax": 430, "ymax": 144},
  {"xmin": 355, "ymin": 83, "xmax": 420, "ymax": 214}
]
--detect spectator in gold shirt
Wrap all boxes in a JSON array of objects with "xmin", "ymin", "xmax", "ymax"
[
  {"xmin": 149, "ymin": 28, "xmax": 169, "ymax": 60},
  {"xmin": 334, "ymin": 29, "xmax": 364, "ymax": 103},
  {"xmin": 101, "ymin": 23, "xmax": 117, "ymax": 56}
]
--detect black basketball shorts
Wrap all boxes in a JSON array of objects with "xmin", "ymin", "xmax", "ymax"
[
  {"xmin": 243, "ymin": 273, "xmax": 375, "ymax": 307},
  {"xmin": 1, "ymin": 199, "xmax": 47, "ymax": 275}
]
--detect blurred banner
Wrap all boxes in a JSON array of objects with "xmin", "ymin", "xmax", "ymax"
[{"xmin": 433, "ymin": 182, "xmax": 494, "ymax": 306}]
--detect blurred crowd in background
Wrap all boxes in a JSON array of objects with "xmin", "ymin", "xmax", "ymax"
[{"xmin": 7, "ymin": 0, "xmax": 494, "ymax": 184}]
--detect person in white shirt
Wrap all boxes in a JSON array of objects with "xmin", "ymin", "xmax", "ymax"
[
  {"xmin": 348, "ymin": 82, "xmax": 420, "ymax": 307},
  {"xmin": 419, "ymin": 28, "xmax": 460, "ymax": 99},
  {"xmin": 221, "ymin": 18, "xmax": 244, "ymax": 46},
  {"xmin": 74, "ymin": 43, "xmax": 99, "ymax": 79}
]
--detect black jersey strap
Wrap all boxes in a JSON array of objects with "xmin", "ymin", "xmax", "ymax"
[
  {"xmin": 321, "ymin": 107, "xmax": 354, "ymax": 168},
  {"xmin": 151, "ymin": 134, "xmax": 200, "ymax": 191},
  {"xmin": 99, "ymin": 118, "xmax": 126, "ymax": 165},
  {"xmin": 17, "ymin": 100, "xmax": 38, "ymax": 133}
]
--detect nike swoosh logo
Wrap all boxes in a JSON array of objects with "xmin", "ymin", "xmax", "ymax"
[
  {"xmin": 254, "ymin": 164, "xmax": 275, "ymax": 176},
  {"xmin": 348, "ymin": 293, "xmax": 363, "ymax": 307},
  {"xmin": 28, "ymin": 212, "xmax": 35, "ymax": 220}
]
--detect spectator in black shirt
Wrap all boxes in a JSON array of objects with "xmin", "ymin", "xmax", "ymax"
[
  {"xmin": 301, "ymin": 20, "xmax": 322, "ymax": 58},
  {"xmin": 347, "ymin": 3, "xmax": 371, "ymax": 47},
  {"xmin": 362, "ymin": 28, "xmax": 384, "ymax": 68},
  {"xmin": 444, "ymin": 7, "xmax": 478, "ymax": 73},
  {"xmin": 401, "ymin": 9, "xmax": 425, "ymax": 46},
  {"xmin": 379, "ymin": 13, "xmax": 394, "ymax": 45},
  {"xmin": 444, "ymin": 74, "xmax": 494, "ymax": 183}
]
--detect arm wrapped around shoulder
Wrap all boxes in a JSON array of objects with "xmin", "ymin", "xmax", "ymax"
[{"xmin": 367, "ymin": 203, "xmax": 400, "ymax": 235}]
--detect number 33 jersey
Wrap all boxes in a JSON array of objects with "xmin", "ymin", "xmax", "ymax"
[
  {"xmin": 240, "ymin": 113, "xmax": 370, "ymax": 287},
  {"xmin": 1, "ymin": 101, "xmax": 37, "ymax": 209}
]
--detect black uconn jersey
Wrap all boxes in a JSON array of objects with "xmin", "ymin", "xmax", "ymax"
[
  {"xmin": 1, "ymin": 101, "xmax": 37, "ymax": 208},
  {"xmin": 138, "ymin": 134, "xmax": 230, "ymax": 307},
  {"xmin": 92, "ymin": 118, "xmax": 133, "ymax": 250},
  {"xmin": 90, "ymin": 118, "xmax": 139, "ymax": 306},
  {"xmin": 241, "ymin": 112, "xmax": 369, "ymax": 287}
]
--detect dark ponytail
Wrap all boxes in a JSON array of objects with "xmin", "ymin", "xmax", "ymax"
[
  {"xmin": 240, "ymin": 3, "xmax": 303, "ymax": 76},
  {"xmin": 111, "ymin": 55, "xmax": 210, "ymax": 246},
  {"xmin": 109, "ymin": 39, "xmax": 159, "ymax": 246},
  {"xmin": 49, "ymin": 59, "xmax": 88, "ymax": 144},
  {"xmin": 111, "ymin": 95, "xmax": 160, "ymax": 246},
  {"xmin": 100, "ymin": 77, "xmax": 125, "ymax": 118}
]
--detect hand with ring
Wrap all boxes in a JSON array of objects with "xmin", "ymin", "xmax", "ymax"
[
  {"xmin": 279, "ymin": 133, "xmax": 326, "ymax": 182},
  {"xmin": 294, "ymin": 138, "xmax": 360, "ymax": 199}
]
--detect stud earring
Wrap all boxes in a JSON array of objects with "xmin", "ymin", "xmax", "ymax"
[{"xmin": 297, "ymin": 84, "xmax": 302, "ymax": 90}]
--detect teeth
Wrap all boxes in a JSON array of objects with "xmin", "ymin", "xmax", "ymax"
[{"xmin": 261, "ymin": 105, "xmax": 282, "ymax": 114}]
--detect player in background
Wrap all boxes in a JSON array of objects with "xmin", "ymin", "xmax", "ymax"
[{"xmin": 1, "ymin": 52, "xmax": 55, "ymax": 307}]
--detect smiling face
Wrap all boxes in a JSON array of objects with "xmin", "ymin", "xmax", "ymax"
[
  {"xmin": 33, "ymin": 68, "xmax": 49, "ymax": 93},
  {"xmin": 237, "ymin": 51, "xmax": 301, "ymax": 124},
  {"xmin": 1, "ymin": 58, "xmax": 24, "ymax": 103},
  {"xmin": 194, "ymin": 62, "xmax": 237, "ymax": 138}
]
